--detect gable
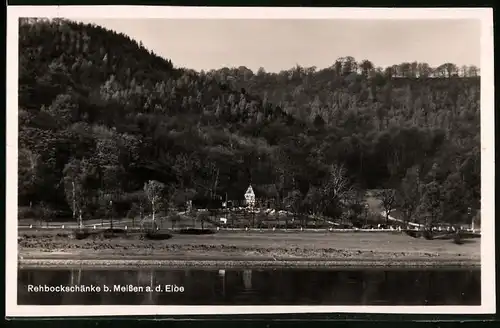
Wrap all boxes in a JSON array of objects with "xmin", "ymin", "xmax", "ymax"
[{"xmin": 245, "ymin": 185, "xmax": 255, "ymax": 196}]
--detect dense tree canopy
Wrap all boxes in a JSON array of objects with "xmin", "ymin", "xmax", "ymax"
[{"xmin": 18, "ymin": 18, "xmax": 480, "ymax": 226}]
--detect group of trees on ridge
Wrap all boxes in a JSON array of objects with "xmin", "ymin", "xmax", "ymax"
[{"xmin": 18, "ymin": 18, "xmax": 481, "ymax": 228}]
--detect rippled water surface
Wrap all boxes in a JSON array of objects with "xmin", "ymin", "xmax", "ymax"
[{"xmin": 18, "ymin": 268, "xmax": 480, "ymax": 305}]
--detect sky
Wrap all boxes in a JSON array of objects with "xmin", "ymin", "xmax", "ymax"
[{"xmin": 76, "ymin": 18, "xmax": 481, "ymax": 73}]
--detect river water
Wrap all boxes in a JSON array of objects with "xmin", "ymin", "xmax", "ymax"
[{"xmin": 17, "ymin": 268, "xmax": 480, "ymax": 305}]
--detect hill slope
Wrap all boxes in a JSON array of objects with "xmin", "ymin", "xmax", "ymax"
[{"xmin": 18, "ymin": 18, "xmax": 480, "ymax": 226}]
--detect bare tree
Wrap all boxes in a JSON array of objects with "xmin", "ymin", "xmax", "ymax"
[
  {"xmin": 323, "ymin": 164, "xmax": 352, "ymax": 198},
  {"xmin": 319, "ymin": 163, "xmax": 353, "ymax": 218},
  {"xmin": 376, "ymin": 189, "xmax": 397, "ymax": 224}
]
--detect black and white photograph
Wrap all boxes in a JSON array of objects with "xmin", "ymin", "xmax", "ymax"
[{"xmin": 6, "ymin": 6, "xmax": 495, "ymax": 317}]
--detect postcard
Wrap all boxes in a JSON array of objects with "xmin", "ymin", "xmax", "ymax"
[{"xmin": 6, "ymin": 5, "xmax": 495, "ymax": 317}]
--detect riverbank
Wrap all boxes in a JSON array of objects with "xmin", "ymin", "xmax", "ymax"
[
  {"xmin": 19, "ymin": 255, "xmax": 480, "ymax": 269},
  {"xmin": 18, "ymin": 230, "xmax": 481, "ymax": 269}
]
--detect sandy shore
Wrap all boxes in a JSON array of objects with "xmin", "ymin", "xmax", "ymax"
[{"xmin": 18, "ymin": 230, "xmax": 481, "ymax": 269}]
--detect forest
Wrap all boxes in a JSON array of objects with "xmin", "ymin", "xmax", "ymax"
[{"xmin": 18, "ymin": 18, "xmax": 481, "ymax": 228}]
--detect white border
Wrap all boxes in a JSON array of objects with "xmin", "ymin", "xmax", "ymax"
[{"xmin": 6, "ymin": 6, "xmax": 495, "ymax": 317}]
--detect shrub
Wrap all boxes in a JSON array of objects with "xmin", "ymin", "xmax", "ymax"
[
  {"xmin": 144, "ymin": 231, "xmax": 173, "ymax": 240},
  {"xmin": 179, "ymin": 228, "xmax": 215, "ymax": 235},
  {"xmin": 102, "ymin": 228, "xmax": 127, "ymax": 238},
  {"xmin": 423, "ymin": 230, "xmax": 434, "ymax": 240},
  {"xmin": 18, "ymin": 207, "xmax": 37, "ymax": 220},
  {"xmin": 453, "ymin": 232, "xmax": 463, "ymax": 244},
  {"xmin": 73, "ymin": 228, "xmax": 90, "ymax": 240}
]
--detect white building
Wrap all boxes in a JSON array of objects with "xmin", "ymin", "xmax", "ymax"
[{"xmin": 244, "ymin": 185, "xmax": 256, "ymax": 207}]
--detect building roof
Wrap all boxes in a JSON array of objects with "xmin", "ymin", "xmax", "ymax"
[{"xmin": 245, "ymin": 185, "xmax": 254, "ymax": 197}]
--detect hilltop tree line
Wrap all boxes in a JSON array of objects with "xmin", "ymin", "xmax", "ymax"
[{"xmin": 18, "ymin": 18, "xmax": 480, "ymax": 227}]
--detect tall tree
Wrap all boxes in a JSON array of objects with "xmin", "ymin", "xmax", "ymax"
[
  {"xmin": 62, "ymin": 158, "xmax": 100, "ymax": 224},
  {"xmin": 144, "ymin": 180, "xmax": 165, "ymax": 224},
  {"xmin": 418, "ymin": 181, "xmax": 444, "ymax": 227},
  {"xmin": 360, "ymin": 59, "xmax": 374, "ymax": 77},
  {"xmin": 397, "ymin": 166, "xmax": 421, "ymax": 224},
  {"xmin": 284, "ymin": 190, "xmax": 304, "ymax": 226}
]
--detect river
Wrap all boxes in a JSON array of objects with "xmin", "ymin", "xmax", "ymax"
[{"xmin": 18, "ymin": 268, "xmax": 480, "ymax": 305}]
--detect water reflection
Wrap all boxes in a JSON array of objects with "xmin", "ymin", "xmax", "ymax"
[
  {"xmin": 243, "ymin": 270, "xmax": 252, "ymax": 290},
  {"xmin": 18, "ymin": 268, "xmax": 480, "ymax": 305}
]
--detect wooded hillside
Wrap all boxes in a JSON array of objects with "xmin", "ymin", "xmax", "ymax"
[{"xmin": 18, "ymin": 18, "xmax": 480, "ymax": 226}]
